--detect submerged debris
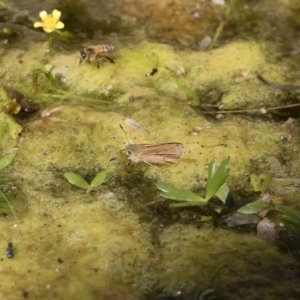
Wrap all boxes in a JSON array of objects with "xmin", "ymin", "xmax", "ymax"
[
  {"xmin": 0, "ymin": 99, "xmax": 21, "ymax": 115},
  {"xmin": 40, "ymin": 106, "xmax": 66, "ymax": 120},
  {"xmin": 4, "ymin": 87, "xmax": 39, "ymax": 113},
  {"xmin": 6, "ymin": 242, "xmax": 14, "ymax": 258},
  {"xmin": 124, "ymin": 118, "xmax": 146, "ymax": 132},
  {"xmin": 257, "ymin": 218, "xmax": 279, "ymax": 243},
  {"xmin": 226, "ymin": 212, "xmax": 260, "ymax": 227},
  {"xmin": 145, "ymin": 67, "xmax": 158, "ymax": 77},
  {"xmin": 278, "ymin": 225, "xmax": 300, "ymax": 261}
]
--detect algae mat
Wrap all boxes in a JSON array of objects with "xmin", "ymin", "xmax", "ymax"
[{"xmin": 0, "ymin": 6, "xmax": 300, "ymax": 299}]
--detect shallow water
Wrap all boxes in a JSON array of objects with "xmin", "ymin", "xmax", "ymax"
[{"xmin": 0, "ymin": 0, "xmax": 300, "ymax": 299}]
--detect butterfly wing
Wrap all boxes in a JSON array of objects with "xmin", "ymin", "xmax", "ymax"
[{"xmin": 136, "ymin": 143, "xmax": 184, "ymax": 164}]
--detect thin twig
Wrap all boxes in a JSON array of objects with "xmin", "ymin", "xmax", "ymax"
[
  {"xmin": 203, "ymin": 103, "xmax": 300, "ymax": 114},
  {"xmin": 258, "ymin": 75, "xmax": 300, "ymax": 90}
]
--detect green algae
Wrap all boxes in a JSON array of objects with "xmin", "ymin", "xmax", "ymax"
[
  {"xmin": 0, "ymin": 113, "xmax": 22, "ymax": 140},
  {"xmin": 0, "ymin": 52, "xmax": 296, "ymax": 299},
  {"xmin": 0, "ymin": 0, "xmax": 300, "ymax": 299},
  {"xmin": 0, "ymin": 47, "xmax": 298, "ymax": 298}
]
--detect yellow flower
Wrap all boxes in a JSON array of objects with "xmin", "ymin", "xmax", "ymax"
[{"xmin": 33, "ymin": 9, "xmax": 64, "ymax": 33}]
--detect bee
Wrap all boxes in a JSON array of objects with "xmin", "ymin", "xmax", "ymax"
[
  {"xmin": 6, "ymin": 242, "xmax": 14, "ymax": 258},
  {"xmin": 79, "ymin": 45, "xmax": 115, "ymax": 68}
]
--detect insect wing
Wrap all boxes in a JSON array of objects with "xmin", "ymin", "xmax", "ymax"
[{"xmin": 135, "ymin": 143, "xmax": 184, "ymax": 164}]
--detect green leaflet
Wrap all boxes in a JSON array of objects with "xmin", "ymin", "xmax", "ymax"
[
  {"xmin": 237, "ymin": 200, "xmax": 269, "ymax": 214},
  {"xmin": 205, "ymin": 157, "xmax": 230, "ymax": 201},
  {"xmin": 86, "ymin": 170, "xmax": 107, "ymax": 194},
  {"xmin": 0, "ymin": 151, "xmax": 18, "ymax": 171},
  {"xmin": 250, "ymin": 173, "xmax": 271, "ymax": 193},
  {"xmin": 170, "ymin": 201, "xmax": 208, "ymax": 208},
  {"xmin": 156, "ymin": 157, "xmax": 231, "ymax": 208},
  {"xmin": 156, "ymin": 182, "xmax": 207, "ymax": 205},
  {"xmin": 215, "ymin": 183, "xmax": 230, "ymax": 204},
  {"xmin": 275, "ymin": 204, "xmax": 300, "ymax": 228},
  {"xmin": 64, "ymin": 170, "xmax": 107, "ymax": 193},
  {"xmin": 89, "ymin": 170, "xmax": 107, "ymax": 188},
  {"xmin": 64, "ymin": 172, "xmax": 89, "ymax": 189}
]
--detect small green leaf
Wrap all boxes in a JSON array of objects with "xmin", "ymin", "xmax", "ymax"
[
  {"xmin": 0, "ymin": 151, "xmax": 18, "ymax": 171},
  {"xmin": 205, "ymin": 157, "xmax": 230, "ymax": 201},
  {"xmin": 275, "ymin": 204, "xmax": 300, "ymax": 228},
  {"xmin": 279, "ymin": 214, "xmax": 300, "ymax": 228},
  {"xmin": 89, "ymin": 170, "xmax": 107, "ymax": 188},
  {"xmin": 170, "ymin": 201, "xmax": 207, "ymax": 208},
  {"xmin": 237, "ymin": 200, "xmax": 269, "ymax": 214},
  {"xmin": 250, "ymin": 173, "xmax": 271, "ymax": 193},
  {"xmin": 86, "ymin": 170, "xmax": 107, "ymax": 193},
  {"xmin": 207, "ymin": 159, "xmax": 217, "ymax": 182},
  {"xmin": 215, "ymin": 183, "xmax": 229, "ymax": 203},
  {"xmin": 157, "ymin": 182, "xmax": 207, "ymax": 204},
  {"xmin": 64, "ymin": 172, "xmax": 89, "ymax": 190},
  {"xmin": 275, "ymin": 204, "xmax": 300, "ymax": 217}
]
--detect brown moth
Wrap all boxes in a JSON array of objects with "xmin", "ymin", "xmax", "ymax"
[
  {"xmin": 125, "ymin": 142, "xmax": 184, "ymax": 167},
  {"xmin": 119, "ymin": 124, "xmax": 184, "ymax": 167}
]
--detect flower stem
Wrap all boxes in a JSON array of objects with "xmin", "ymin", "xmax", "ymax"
[{"xmin": 47, "ymin": 32, "xmax": 53, "ymax": 48}]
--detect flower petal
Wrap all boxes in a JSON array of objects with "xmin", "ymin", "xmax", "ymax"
[
  {"xmin": 55, "ymin": 21, "xmax": 64, "ymax": 29},
  {"xmin": 43, "ymin": 27, "xmax": 54, "ymax": 33},
  {"xmin": 33, "ymin": 22, "xmax": 43, "ymax": 28},
  {"xmin": 52, "ymin": 9, "xmax": 61, "ymax": 20},
  {"xmin": 39, "ymin": 11, "xmax": 48, "ymax": 20}
]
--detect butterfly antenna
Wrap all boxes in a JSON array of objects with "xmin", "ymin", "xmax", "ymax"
[{"xmin": 119, "ymin": 123, "xmax": 130, "ymax": 143}]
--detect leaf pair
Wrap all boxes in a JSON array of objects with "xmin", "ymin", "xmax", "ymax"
[
  {"xmin": 156, "ymin": 182, "xmax": 207, "ymax": 207},
  {"xmin": 157, "ymin": 157, "xmax": 231, "ymax": 207},
  {"xmin": 64, "ymin": 170, "xmax": 107, "ymax": 193},
  {"xmin": 206, "ymin": 157, "xmax": 230, "ymax": 202}
]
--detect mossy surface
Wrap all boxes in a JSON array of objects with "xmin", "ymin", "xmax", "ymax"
[{"xmin": 1, "ymin": 0, "xmax": 300, "ymax": 299}]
